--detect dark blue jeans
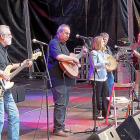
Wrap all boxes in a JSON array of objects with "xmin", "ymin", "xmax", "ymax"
[
  {"xmin": 107, "ymin": 72, "xmax": 114, "ymax": 95},
  {"xmin": 51, "ymin": 85, "xmax": 70, "ymax": 132}
]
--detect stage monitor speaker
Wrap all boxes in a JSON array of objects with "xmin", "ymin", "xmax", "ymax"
[
  {"xmin": 11, "ymin": 85, "xmax": 25, "ymax": 103},
  {"xmin": 87, "ymin": 125, "xmax": 120, "ymax": 140},
  {"xmin": 116, "ymin": 111, "xmax": 140, "ymax": 140}
]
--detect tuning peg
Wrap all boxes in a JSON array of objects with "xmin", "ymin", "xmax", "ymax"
[{"xmin": 34, "ymin": 48, "xmax": 40, "ymax": 53}]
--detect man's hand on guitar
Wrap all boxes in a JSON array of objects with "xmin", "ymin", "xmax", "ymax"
[
  {"xmin": 82, "ymin": 46, "xmax": 88, "ymax": 57},
  {"xmin": 67, "ymin": 58, "xmax": 81, "ymax": 67},
  {"xmin": 22, "ymin": 59, "xmax": 33, "ymax": 67},
  {"xmin": 0, "ymin": 71, "xmax": 10, "ymax": 81},
  {"xmin": 71, "ymin": 57, "xmax": 79, "ymax": 64}
]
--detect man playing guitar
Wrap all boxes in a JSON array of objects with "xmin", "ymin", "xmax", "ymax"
[{"xmin": 0, "ymin": 25, "xmax": 32, "ymax": 140}]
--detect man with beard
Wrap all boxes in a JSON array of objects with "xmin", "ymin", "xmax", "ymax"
[{"xmin": 0, "ymin": 25, "xmax": 32, "ymax": 140}]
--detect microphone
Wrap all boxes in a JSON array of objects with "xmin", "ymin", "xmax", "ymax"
[
  {"xmin": 114, "ymin": 45, "xmax": 119, "ymax": 48},
  {"xmin": 32, "ymin": 39, "xmax": 47, "ymax": 45},
  {"xmin": 123, "ymin": 41, "xmax": 132, "ymax": 44},
  {"xmin": 76, "ymin": 34, "xmax": 87, "ymax": 40}
]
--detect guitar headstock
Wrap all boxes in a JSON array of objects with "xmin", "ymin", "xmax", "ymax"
[
  {"xmin": 82, "ymin": 45, "xmax": 88, "ymax": 53},
  {"xmin": 32, "ymin": 50, "xmax": 42, "ymax": 60}
]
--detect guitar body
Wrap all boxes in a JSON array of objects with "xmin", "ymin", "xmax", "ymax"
[
  {"xmin": 0, "ymin": 51, "xmax": 42, "ymax": 99},
  {"xmin": 0, "ymin": 65, "xmax": 14, "ymax": 99},
  {"xmin": 59, "ymin": 61, "xmax": 79, "ymax": 78},
  {"xmin": 0, "ymin": 65, "xmax": 14, "ymax": 89},
  {"xmin": 59, "ymin": 48, "xmax": 87, "ymax": 78}
]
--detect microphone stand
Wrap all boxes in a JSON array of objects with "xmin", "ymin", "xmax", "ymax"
[
  {"xmin": 89, "ymin": 51, "xmax": 99, "ymax": 132},
  {"xmin": 39, "ymin": 44, "xmax": 52, "ymax": 140},
  {"xmin": 73, "ymin": 40, "xmax": 99, "ymax": 134}
]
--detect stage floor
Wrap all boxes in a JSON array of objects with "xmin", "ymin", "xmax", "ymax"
[{"xmin": 1, "ymin": 77, "xmax": 140, "ymax": 140}]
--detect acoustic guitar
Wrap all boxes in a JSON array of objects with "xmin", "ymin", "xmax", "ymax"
[
  {"xmin": 59, "ymin": 49, "xmax": 87, "ymax": 78},
  {"xmin": 0, "ymin": 51, "xmax": 42, "ymax": 98}
]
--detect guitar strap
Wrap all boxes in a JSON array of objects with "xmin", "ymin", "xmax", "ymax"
[{"xmin": 7, "ymin": 54, "xmax": 13, "ymax": 65}]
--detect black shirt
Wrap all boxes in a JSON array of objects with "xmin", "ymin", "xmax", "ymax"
[
  {"xmin": 0, "ymin": 43, "xmax": 11, "ymax": 70},
  {"xmin": 0, "ymin": 43, "xmax": 11, "ymax": 94},
  {"xmin": 46, "ymin": 36, "xmax": 76, "ymax": 89}
]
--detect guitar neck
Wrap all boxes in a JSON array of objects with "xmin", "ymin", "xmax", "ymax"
[
  {"xmin": 75, "ymin": 49, "xmax": 85, "ymax": 60},
  {"xmin": 134, "ymin": 50, "xmax": 140, "ymax": 59},
  {"xmin": 10, "ymin": 58, "xmax": 32, "ymax": 80}
]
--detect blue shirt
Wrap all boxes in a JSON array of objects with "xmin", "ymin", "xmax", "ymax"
[{"xmin": 46, "ymin": 36, "xmax": 76, "ymax": 89}]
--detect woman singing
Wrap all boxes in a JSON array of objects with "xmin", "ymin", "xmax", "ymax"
[{"xmin": 89, "ymin": 36, "xmax": 113, "ymax": 120}]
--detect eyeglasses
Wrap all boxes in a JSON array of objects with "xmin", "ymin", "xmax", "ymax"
[
  {"xmin": 3, "ymin": 34, "xmax": 12, "ymax": 37},
  {"xmin": 4, "ymin": 34, "xmax": 12, "ymax": 37}
]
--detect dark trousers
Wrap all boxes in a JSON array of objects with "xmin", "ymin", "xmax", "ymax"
[
  {"xmin": 51, "ymin": 85, "xmax": 70, "ymax": 132},
  {"xmin": 91, "ymin": 80, "xmax": 110, "ymax": 117}
]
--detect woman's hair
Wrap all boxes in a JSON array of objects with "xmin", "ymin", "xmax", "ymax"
[{"xmin": 91, "ymin": 36, "xmax": 105, "ymax": 51}]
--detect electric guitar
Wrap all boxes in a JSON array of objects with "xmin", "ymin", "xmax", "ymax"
[{"xmin": 0, "ymin": 51, "xmax": 42, "ymax": 98}]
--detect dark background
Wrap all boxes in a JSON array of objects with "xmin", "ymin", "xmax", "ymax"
[{"xmin": 0, "ymin": 0, "xmax": 140, "ymax": 73}]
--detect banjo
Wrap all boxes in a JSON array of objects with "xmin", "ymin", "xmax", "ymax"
[
  {"xmin": 105, "ymin": 54, "xmax": 117, "ymax": 71},
  {"xmin": 105, "ymin": 51, "xmax": 125, "ymax": 71}
]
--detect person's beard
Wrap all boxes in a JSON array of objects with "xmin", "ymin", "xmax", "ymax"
[{"xmin": 4, "ymin": 38, "xmax": 11, "ymax": 45}]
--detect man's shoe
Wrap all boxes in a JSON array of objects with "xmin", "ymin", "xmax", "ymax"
[
  {"xmin": 63, "ymin": 129, "xmax": 72, "ymax": 133},
  {"xmin": 108, "ymin": 114, "xmax": 114, "ymax": 119},
  {"xmin": 53, "ymin": 131, "xmax": 68, "ymax": 137}
]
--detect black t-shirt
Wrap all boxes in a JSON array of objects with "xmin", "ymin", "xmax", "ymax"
[
  {"xmin": 0, "ymin": 43, "xmax": 12, "ymax": 94},
  {"xmin": 0, "ymin": 43, "xmax": 11, "ymax": 70},
  {"xmin": 46, "ymin": 36, "xmax": 76, "ymax": 89}
]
